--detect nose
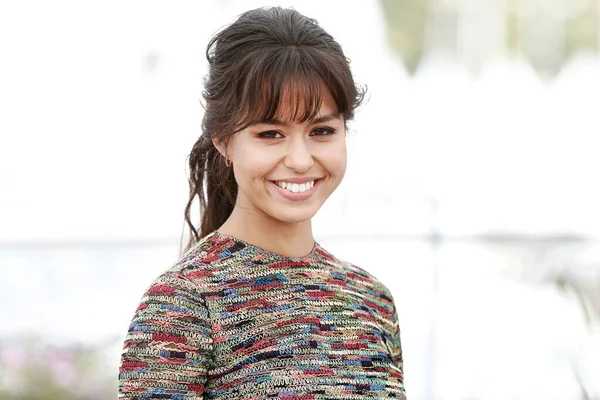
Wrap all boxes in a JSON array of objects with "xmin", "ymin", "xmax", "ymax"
[{"xmin": 283, "ymin": 136, "xmax": 314, "ymax": 172}]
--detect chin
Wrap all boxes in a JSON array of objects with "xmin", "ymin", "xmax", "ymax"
[{"xmin": 267, "ymin": 207, "xmax": 319, "ymax": 224}]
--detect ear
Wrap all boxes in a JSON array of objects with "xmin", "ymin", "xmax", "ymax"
[{"xmin": 212, "ymin": 138, "xmax": 227, "ymax": 159}]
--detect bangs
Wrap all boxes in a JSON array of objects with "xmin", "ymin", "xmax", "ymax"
[{"xmin": 233, "ymin": 47, "xmax": 349, "ymax": 131}]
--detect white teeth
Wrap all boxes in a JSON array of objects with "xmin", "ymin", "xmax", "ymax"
[{"xmin": 275, "ymin": 180, "xmax": 315, "ymax": 193}]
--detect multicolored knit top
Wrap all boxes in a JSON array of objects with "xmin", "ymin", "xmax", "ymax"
[{"xmin": 119, "ymin": 231, "xmax": 406, "ymax": 399}]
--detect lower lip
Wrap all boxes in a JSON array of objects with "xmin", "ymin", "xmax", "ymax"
[{"xmin": 270, "ymin": 179, "xmax": 322, "ymax": 202}]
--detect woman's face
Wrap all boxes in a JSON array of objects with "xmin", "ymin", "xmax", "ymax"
[{"xmin": 215, "ymin": 89, "xmax": 347, "ymax": 226}]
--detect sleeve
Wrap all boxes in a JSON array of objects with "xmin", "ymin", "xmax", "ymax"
[
  {"xmin": 389, "ymin": 301, "xmax": 404, "ymax": 370},
  {"xmin": 118, "ymin": 272, "xmax": 213, "ymax": 399}
]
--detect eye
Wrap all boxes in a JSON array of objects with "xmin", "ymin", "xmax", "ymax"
[
  {"xmin": 310, "ymin": 127, "xmax": 336, "ymax": 136},
  {"xmin": 257, "ymin": 130, "xmax": 284, "ymax": 139}
]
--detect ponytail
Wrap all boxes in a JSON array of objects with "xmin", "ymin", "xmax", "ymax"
[{"xmin": 181, "ymin": 134, "xmax": 237, "ymax": 255}]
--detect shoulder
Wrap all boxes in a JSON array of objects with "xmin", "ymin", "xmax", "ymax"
[
  {"xmin": 325, "ymin": 250, "xmax": 395, "ymax": 307},
  {"xmin": 141, "ymin": 232, "xmax": 227, "ymax": 297},
  {"xmin": 169, "ymin": 231, "xmax": 237, "ymax": 276}
]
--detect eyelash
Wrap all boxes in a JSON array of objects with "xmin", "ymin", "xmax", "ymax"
[{"xmin": 258, "ymin": 127, "xmax": 336, "ymax": 139}]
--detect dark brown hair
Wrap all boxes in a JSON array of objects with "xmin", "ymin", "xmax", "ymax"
[{"xmin": 181, "ymin": 6, "xmax": 365, "ymax": 254}]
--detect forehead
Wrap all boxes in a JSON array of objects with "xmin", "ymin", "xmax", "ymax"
[
  {"xmin": 268, "ymin": 87, "xmax": 339, "ymax": 124},
  {"xmin": 240, "ymin": 72, "xmax": 338, "ymax": 125}
]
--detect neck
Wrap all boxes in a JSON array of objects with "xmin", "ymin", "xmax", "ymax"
[{"xmin": 216, "ymin": 206, "xmax": 315, "ymax": 259}]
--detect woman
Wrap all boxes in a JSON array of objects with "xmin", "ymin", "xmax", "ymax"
[{"xmin": 119, "ymin": 6, "xmax": 407, "ymax": 399}]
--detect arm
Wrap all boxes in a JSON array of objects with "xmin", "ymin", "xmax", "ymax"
[{"xmin": 118, "ymin": 272, "xmax": 213, "ymax": 399}]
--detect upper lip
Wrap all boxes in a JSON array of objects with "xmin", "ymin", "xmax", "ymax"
[{"xmin": 271, "ymin": 177, "xmax": 323, "ymax": 183}]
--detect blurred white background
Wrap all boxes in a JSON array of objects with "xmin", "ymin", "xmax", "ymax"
[{"xmin": 1, "ymin": 0, "xmax": 599, "ymax": 399}]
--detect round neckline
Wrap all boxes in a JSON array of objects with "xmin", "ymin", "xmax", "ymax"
[{"xmin": 211, "ymin": 230, "xmax": 322, "ymax": 262}]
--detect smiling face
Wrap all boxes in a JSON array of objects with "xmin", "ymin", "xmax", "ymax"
[{"xmin": 213, "ymin": 88, "xmax": 347, "ymax": 227}]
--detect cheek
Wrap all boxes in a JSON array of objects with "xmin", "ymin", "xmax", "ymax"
[
  {"xmin": 320, "ymin": 141, "xmax": 347, "ymax": 176},
  {"xmin": 234, "ymin": 150, "xmax": 272, "ymax": 184}
]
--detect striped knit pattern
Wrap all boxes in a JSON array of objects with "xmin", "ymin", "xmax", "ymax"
[{"xmin": 119, "ymin": 231, "xmax": 406, "ymax": 399}]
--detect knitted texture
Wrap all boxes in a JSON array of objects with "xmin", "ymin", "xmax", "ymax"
[{"xmin": 119, "ymin": 231, "xmax": 406, "ymax": 399}]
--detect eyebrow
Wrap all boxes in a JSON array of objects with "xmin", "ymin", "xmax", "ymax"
[{"xmin": 260, "ymin": 112, "xmax": 342, "ymax": 126}]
